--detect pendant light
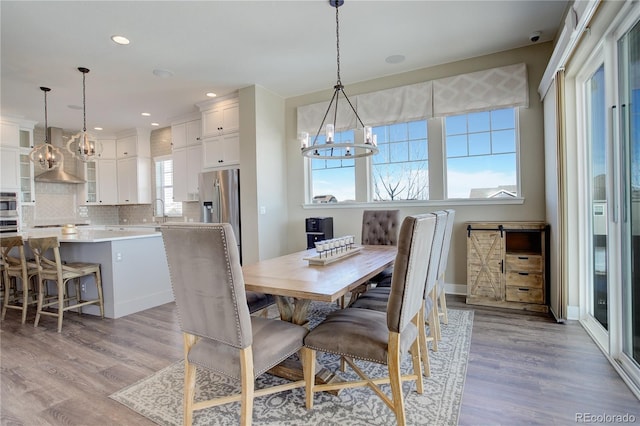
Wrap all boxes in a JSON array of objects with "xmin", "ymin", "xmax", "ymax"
[
  {"xmin": 300, "ymin": 0, "xmax": 378, "ymax": 160},
  {"xmin": 29, "ymin": 87, "xmax": 63, "ymax": 170},
  {"xmin": 67, "ymin": 67, "xmax": 101, "ymax": 162}
]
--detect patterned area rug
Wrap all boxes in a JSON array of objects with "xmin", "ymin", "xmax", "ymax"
[{"xmin": 110, "ymin": 303, "xmax": 473, "ymax": 426}]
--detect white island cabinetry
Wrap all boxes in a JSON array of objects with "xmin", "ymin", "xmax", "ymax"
[{"xmin": 38, "ymin": 228, "xmax": 173, "ymax": 319}]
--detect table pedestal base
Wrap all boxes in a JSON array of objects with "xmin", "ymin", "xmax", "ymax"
[{"xmin": 271, "ymin": 295, "xmax": 342, "ymax": 395}]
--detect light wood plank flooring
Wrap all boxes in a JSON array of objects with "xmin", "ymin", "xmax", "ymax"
[{"xmin": 1, "ymin": 295, "xmax": 638, "ymax": 425}]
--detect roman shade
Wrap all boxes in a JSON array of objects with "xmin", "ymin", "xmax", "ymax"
[
  {"xmin": 433, "ymin": 63, "xmax": 529, "ymax": 116},
  {"xmin": 297, "ymin": 97, "xmax": 359, "ymax": 134},
  {"xmin": 355, "ymin": 81, "xmax": 433, "ymax": 126}
]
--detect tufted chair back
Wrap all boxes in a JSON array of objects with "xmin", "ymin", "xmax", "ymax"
[
  {"xmin": 162, "ymin": 222, "xmax": 252, "ymax": 349},
  {"xmin": 361, "ymin": 210, "xmax": 400, "ymax": 246}
]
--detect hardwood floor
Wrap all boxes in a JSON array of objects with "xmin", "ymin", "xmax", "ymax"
[{"xmin": 1, "ymin": 295, "xmax": 638, "ymax": 425}]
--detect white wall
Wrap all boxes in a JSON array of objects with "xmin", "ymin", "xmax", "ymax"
[
  {"xmin": 282, "ymin": 43, "xmax": 554, "ymax": 292},
  {"xmin": 239, "ymin": 85, "xmax": 288, "ymax": 264}
]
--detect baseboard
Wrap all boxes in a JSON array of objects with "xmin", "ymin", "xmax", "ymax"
[
  {"xmin": 566, "ymin": 305, "xmax": 580, "ymax": 321},
  {"xmin": 445, "ymin": 283, "xmax": 467, "ymax": 295}
]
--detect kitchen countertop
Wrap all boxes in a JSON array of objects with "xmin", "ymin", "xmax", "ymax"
[{"xmin": 19, "ymin": 227, "xmax": 161, "ymax": 243}]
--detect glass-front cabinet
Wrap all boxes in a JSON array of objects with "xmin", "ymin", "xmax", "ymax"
[{"xmin": 18, "ymin": 127, "xmax": 35, "ymax": 204}]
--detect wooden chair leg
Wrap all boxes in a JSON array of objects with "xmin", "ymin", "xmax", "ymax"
[
  {"xmin": 95, "ymin": 270, "xmax": 104, "ymax": 318},
  {"xmin": 417, "ymin": 306, "xmax": 430, "ymax": 377},
  {"xmin": 303, "ymin": 347, "xmax": 316, "ymax": 409},
  {"xmin": 34, "ymin": 278, "xmax": 44, "ymax": 328},
  {"xmin": 239, "ymin": 346, "xmax": 254, "ymax": 426},
  {"xmin": 1, "ymin": 276, "xmax": 13, "ymax": 321},
  {"xmin": 439, "ymin": 290, "xmax": 448, "ymax": 325},
  {"xmin": 183, "ymin": 333, "xmax": 197, "ymax": 426},
  {"xmin": 388, "ymin": 332, "xmax": 406, "ymax": 426},
  {"xmin": 410, "ymin": 314, "xmax": 424, "ymax": 393},
  {"xmin": 20, "ymin": 277, "xmax": 29, "ymax": 324},
  {"xmin": 57, "ymin": 281, "xmax": 64, "ymax": 333}
]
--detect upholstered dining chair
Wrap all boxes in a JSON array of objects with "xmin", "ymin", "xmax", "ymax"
[
  {"xmin": 160, "ymin": 222, "xmax": 311, "ymax": 426},
  {"xmin": 1, "ymin": 236, "xmax": 39, "ymax": 324},
  {"xmin": 434, "ymin": 209, "xmax": 456, "ymax": 338},
  {"xmin": 29, "ymin": 236, "xmax": 104, "ymax": 333},
  {"xmin": 350, "ymin": 210, "xmax": 448, "ymax": 372},
  {"xmin": 303, "ymin": 213, "xmax": 437, "ymax": 426},
  {"xmin": 348, "ymin": 209, "xmax": 400, "ymax": 305}
]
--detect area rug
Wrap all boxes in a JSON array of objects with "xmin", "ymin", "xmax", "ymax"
[{"xmin": 110, "ymin": 303, "xmax": 473, "ymax": 426}]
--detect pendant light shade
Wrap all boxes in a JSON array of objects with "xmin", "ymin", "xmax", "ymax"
[
  {"xmin": 300, "ymin": 0, "xmax": 378, "ymax": 160},
  {"xmin": 29, "ymin": 87, "xmax": 63, "ymax": 170},
  {"xmin": 67, "ymin": 67, "xmax": 102, "ymax": 162}
]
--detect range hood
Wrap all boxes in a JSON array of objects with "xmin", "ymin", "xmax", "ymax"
[{"xmin": 34, "ymin": 127, "xmax": 85, "ymax": 184}]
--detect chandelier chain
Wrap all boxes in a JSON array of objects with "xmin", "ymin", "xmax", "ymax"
[
  {"xmin": 44, "ymin": 90, "xmax": 49, "ymax": 142},
  {"xmin": 335, "ymin": 3, "xmax": 341, "ymax": 85},
  {"xmin": 82, "ymin": 71, "xmax": 87, "ymax": 132}
]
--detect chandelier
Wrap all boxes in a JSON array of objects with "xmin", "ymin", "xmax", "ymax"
[
  {"xmin": 300, "ymin": 0, "xmax": 378, "ymax": 160},
  {"xmin": 29, "ymin": 87, "xmax": 63, "ymax": 170},
  {"xmin": 67, "ymin": 67, "xmax": 101, "ymax": 162}
]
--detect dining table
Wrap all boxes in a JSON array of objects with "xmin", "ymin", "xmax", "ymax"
[{"xmin": 242, "ymin": 244, "xmax": 398, "ymax": 387}]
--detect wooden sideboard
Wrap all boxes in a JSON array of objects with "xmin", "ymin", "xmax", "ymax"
[{"xmin": 466, "ymin": 221, "xmax": 549, "ymax": 313}]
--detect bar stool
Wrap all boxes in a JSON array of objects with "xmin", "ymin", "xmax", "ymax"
[
  {"xmin": 1, "ymin": 236, "xmax": 39, "ymax": 324},
  {"xmin": 29, "ymin": 236, "xmax": 104, "ymax": 333}
]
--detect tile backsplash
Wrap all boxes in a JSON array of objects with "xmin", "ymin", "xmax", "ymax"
[{"xmin": 20, "ymin": 126, "xmax": 202, "ymax": 229}]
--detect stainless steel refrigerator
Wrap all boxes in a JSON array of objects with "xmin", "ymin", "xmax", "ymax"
[{"xmin": 199, "ymin": 169, "xmax": 241, "ymax": 259}]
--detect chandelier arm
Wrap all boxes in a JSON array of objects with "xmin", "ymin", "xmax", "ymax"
[{"xmin": 312, "ymin": 88, "xmax": 340, "ymax": 146}]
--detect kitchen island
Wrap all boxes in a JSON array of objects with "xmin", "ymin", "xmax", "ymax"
[{"xmin": 23, "ymin": 227, "xmax": 173, "ymax": 319}]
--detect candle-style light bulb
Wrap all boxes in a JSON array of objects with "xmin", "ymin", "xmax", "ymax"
[
  {"xmin": 326, "ymin": 124, "xmax": 334, "ymax": 143},
  {"xmin": 299, "ymin": 131, "xmax": 309, "ymax": 149},
  {"xmin": 364, "ymin": 126, "xmax": 373, "ymax": 144}
]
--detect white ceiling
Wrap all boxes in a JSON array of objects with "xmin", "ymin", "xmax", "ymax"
[{"xmin": 1, "ymin": 0, "xmax": 569, "ymax": 137}]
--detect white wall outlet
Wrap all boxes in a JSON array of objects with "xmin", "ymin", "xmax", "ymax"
[
  {"xmin": 116, "ymin": 252, "xmax": 123, "ymax": 262},
  {"xmin": 259, "ymin": 206, "xmax": 266, "ymax": 215}
]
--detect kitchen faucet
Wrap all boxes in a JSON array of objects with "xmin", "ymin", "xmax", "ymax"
[{"xmin": 153, "ymin": 198, "xmax": 166, "ymax": 223}]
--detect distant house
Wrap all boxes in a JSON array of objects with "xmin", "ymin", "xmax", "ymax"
[{"xmin": 468, "ymin": 185, "xmax": 517, "ymax": 198}]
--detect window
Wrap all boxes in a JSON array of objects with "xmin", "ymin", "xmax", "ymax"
[
  {"xmin": 444, "ymin": 108, "xmax": 518, "ymax": 199},
  {"xmin": 155, "ymin": 156, "xmax": 182, "ymax": 216},
  {"xmin": 372, "ymin": 120, "xmax": 428, "ymax": 201},
  {"xmin": 310, "ymin": 130, "xmax": 356, "ymax": 202}
]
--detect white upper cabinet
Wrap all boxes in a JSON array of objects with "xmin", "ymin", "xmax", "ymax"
[
  {"xmin": 202, "ymin": 133, "xmax": 240, "ymax": 169},
  {"xmin": 201, "ymin": 99, "xmax": 239, "ymax": 137},
  {"xmin": 0, "ymin": 120, "xmax": 20, "ymax": 147},
  {"xmin": 116, "ymin": 129, "xmax": 150, "ymax": 159},
  {"xmin": 98, "ymin": 139, "xmax": 117, "ymax": 159},
  {"xmin": 171, "ymin": 119, "xmax": 202, "ymax": 150}
]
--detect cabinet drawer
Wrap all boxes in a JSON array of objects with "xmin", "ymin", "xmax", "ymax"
[
  {"xmin": 506, "ymin": 286, "xmax": 544, "ymax": 304},
  {"xmin": 506, "ymin": 254, "xmax": 543, "ymax": 272},
  {"xmin": 506, "ymin": 271, "xmax": 543, "ymax": 288}
]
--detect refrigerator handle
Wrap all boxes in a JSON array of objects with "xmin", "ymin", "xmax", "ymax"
[{"xmin": 215, "ymin": 178, "xmax": 222, "ymax": 223}]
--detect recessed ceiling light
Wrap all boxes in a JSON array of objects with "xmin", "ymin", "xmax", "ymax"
[
  {"xmin": 94, "ymin": 127, "xmax": 103, "ymax": 131},
  {"xmin": 111, "ymin": 35, "xmax": 130, "ymax": 45},
  {"xmin": 206, "ymin": 92, "xmax": 217, "ymax": 98},
  {"xmin": 141, "ymin": 112, "xmax": 151, "ymax": 117},
  {"xmin": 153, "ymin": 68, "xmax": 174, "ymax": 78},
  {"xmin": 151, "ymin": 122, "xmax": 159, "ymax": 127},
  {"xmin": 385, "ymin": 54, "xmax": 406, "ymax": 64}
]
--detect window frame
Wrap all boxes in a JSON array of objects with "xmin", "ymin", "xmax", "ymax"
[
  {"xmin": 154, "ymin": 155, "xmax": 182, "ymax": 217},
  {"xmin": 443, "ymin": 107, "xmax": 522, "ymax": 200}
]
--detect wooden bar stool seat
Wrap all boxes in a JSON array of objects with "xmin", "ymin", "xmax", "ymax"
[
  {"xmin": 1, "ymin": 236, "xmax": 39, "ymax": 324},
  {"xmin": 29, "ymin": 236, "xmax": 104, "ymax": 333}
]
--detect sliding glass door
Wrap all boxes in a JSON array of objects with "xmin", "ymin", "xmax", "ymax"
[
  {"xmin": 618, "ymin": 18, "xmax": 640, "ymax": 372},
  {"xmin": 585, "ymin": 63, "xmax": 609, "ymax": 330}
]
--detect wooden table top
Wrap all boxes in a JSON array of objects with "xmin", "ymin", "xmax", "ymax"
[{"xmin": 242, "ymin": 245, "xmax": 397, "ymax": 303}]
